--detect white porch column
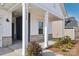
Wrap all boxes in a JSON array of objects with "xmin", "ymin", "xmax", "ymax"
[
  {"xmin": 44, "ymin": 11, "xmax": 48, "ymax": 48},
  {"xmin": 22, "ymin": 3, "xmax": 29, "ymax": 56}
]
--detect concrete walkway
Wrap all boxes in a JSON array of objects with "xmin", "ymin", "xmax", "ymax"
[
  {"xmin": 42, "ymin": 50, "xmax": 63, "ymax": 56},
  {"xmin": 0, "ymin": 40, "xmax": 22, "ymax": 56},
  {"xmin": 26, "ymin": 49, "xmax": 63, "ymax": 56}
]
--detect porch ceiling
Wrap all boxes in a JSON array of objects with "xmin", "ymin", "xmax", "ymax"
[
  {"xmin": 12, "ymin": 4, "xmax": 22, "ymax": 17},
  {"xmin": 29, "ymin": 4, "xmax": 45, "ymax": 20},
  {"xmin": 49, "ymin": 13, "xmax": 63, "ymax": 22},
  {"xmin": 0, "ymin": 3, "xmax": 17, "ymax": 10},
  {"xmin": 29, "ymin": 4, "xmax": 62, "ymax": 21},
  {"xmin": 0, "ymin": 3, "xmax": 22, "ymax": 17}
]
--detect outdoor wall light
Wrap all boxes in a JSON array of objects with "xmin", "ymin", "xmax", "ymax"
[{"xmin": 6, "ymin": 18, "xmax": 9, "ymax": 22}]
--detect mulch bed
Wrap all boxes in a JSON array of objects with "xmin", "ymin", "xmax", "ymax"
[{"xmin": 48, "ymin": 40, "xmax": 79, "ymax": 56}]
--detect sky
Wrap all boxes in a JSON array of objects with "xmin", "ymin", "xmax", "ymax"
[{"xmin": 64, "ymin": 3, "xmax": 79, "ymax": 21}]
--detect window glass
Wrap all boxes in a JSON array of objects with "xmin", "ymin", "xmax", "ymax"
[{"xmin": 39, "ymin": 22, "xmax": 43, "ymax": 34}]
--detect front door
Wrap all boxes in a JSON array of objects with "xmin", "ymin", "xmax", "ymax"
[
  {"xmin": 16, "ymin": 16, "xmax": 22, "ymax": 40},
  {"xmin": 12, "ymin": 23, "xmax": 14, "ymax": 42}
]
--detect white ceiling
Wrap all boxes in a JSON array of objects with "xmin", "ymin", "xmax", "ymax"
[
  {"xmin": 29, "ymin": 4, "xmax": 61, "ymax": 21},
  {"xmin": 0, "ymin": 3, "xmax": 17, "ymax": 10},
  {"xmin": 29, "ymin": 4, "xmax": 45, "ymax": 20},
  {"xmin": 12, "ymin": 4, "xmax": 22, "ymax": 17},
  {"xmin": 0, "ymin": 3, "xmax": 22, "ymax": 17}
]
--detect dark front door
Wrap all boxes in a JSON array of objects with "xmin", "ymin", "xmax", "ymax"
[
  {"xmin": 12, "ymin": 23, "xmax": 14, "ymax": 42},
  {"xmin": 16, "ymin": 16, "xmax": 22, "ymax": 40}
]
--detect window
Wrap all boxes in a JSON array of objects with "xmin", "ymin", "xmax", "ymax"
[{"xmin": 39, "ymin": 22, "xmax": 43, "ymax": 34}]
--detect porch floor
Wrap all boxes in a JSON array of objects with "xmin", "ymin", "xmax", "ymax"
[
  {"xmin": 0, "ymin": 40, "xmax": 22, "ymax": 56},
  {"xmin": 39, "ymin": 40, "xmax": 55, "ymax": 49}
]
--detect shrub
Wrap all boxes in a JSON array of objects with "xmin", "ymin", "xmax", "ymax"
[
  {"xmin": 27, "ymin": 41, "xmax": 42, "ymax": 56},
  {"xmin": 54, "ymin": 37, "xmax": 63, "ymax": 42},
  {"xmin": 53, "ymin": 36, "xmax": 74, "ymax": 49},
  {"xmin": 53, "ymin": 38, "xmax": 63, "ymax": 48},
  {"xmin": 64, "ymin": 43, "xmax": 73, "ymax": 49},
  {"xmin": 60, "ymin": 47, "xmax": 67, "ymax": 52},
  {"xmin": 67, "ymin": 45, "xmax": 72, "ymax": 49},
  {"xmin": 68, "ymin": 42, "xmax": 74, "ymax": 47},
  {"xmin": 53, "ymin": 42, "xmax": 60, "ymax": 48},
  {"xmin": 63, "ymin": 36, "xmax": 71, "ymax": 44}
]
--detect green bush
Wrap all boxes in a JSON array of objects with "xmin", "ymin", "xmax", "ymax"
[
  {"xmin": 53, "ymin": 42, "xmax": 60, "ymax": 48},
  {"xmin": 53, "ymin": 38, "xmax": 63, "ymax": 48},
  {"xmin": 60, "ymin": 47, "xmax": 67, "ymax": 52},
  {"xmin": 63, "ymin": 36, "xmax": 71, "ymax": 44},
  {"xmin": 68, "ymin": 42, "xmax": 74, "ymax": 47},
  {"xmin": 67, "ymin": 45, "xmax": 72, "ymax": 49},
  {"xmin": 27, "ymin": 41, "xmax": 42, "ymax": 56},
  {"xmin": 64, "ymin": 43, "xmax": 73, "ymax": 49},
  {"xmin": 53, "ymin": 36, "xmax": 74, "ymax": 51},
  {"xmin": 54, "ymin": 37, "xmax": 63, "ymax": 42}
]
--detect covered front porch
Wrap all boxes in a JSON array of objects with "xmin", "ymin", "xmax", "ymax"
[
  {"xmin": 0, "ymin": 3, "xmax": 22, "ymax": 48},
  {"xmin": 28, "ymin": 3, "xmax": 64, "ymax": 48}
]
